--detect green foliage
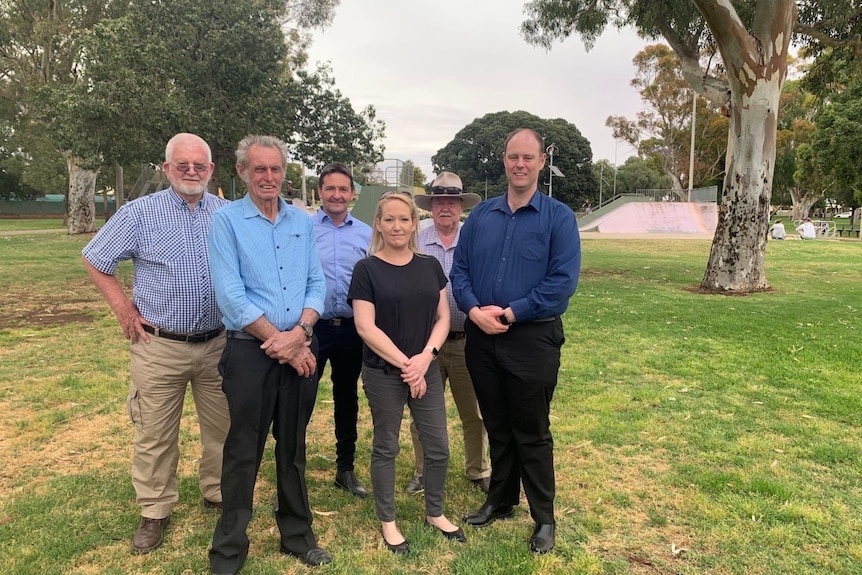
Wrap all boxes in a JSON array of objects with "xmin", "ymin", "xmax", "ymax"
[
  {"xmin": 812, "ymin": 81, "xmax": 862, "ymax": 205},
  {"xmin": 431, "ymin": 111, "xmax": 596, "ymax": 209}
]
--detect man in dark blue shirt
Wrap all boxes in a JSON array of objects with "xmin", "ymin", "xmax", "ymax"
[{"xmin": 451, "ymin": 127, "xmax": 581, "ymax": 555}]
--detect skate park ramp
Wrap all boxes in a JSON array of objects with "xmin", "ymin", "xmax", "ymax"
[{"xmin": 579, "ymin": 197, "xmax": 717, "ymax": 235}]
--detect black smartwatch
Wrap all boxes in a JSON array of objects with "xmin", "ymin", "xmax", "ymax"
[
  {"xmin": 500, "ymin": 314, "xmax": 510, "ymax": 325},
  {"xmin": 425, "ymin": 346, "xmax": 439, "ymax": 357}
]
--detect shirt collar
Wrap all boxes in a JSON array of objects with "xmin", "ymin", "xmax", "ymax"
[{"xmin": 316, "ymin": 207, "xmax": 355, "ymax": 227}]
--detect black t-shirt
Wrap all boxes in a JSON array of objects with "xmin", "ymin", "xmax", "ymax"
[{"xmin": 348, "ymin": 253, "xmax": 447, "ymax": 369}]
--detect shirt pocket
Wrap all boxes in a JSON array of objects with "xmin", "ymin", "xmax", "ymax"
[
  {"xmin": 139, "ymin": 227, "xmax": 186, "ymax": 262},
  {"xmin": 521, "ymin": 232, "xmax": 549, "ymax": 262}
]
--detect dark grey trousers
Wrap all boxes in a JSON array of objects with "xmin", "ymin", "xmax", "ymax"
[{"xmin": 361, "ymin": 363, "xmax": 449, "ymax": 521}]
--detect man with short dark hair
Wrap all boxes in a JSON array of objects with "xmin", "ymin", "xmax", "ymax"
[
  {"xmin": 451, "ymin": 128, "xmax": 581, "ymax": 555},
  {"xmin": 313, "ymin": 162, "xmax": 372, "ymax": 498},
  {"xmin": 207, "ymin": 135, "xmax": 330, "ymax": 572},
  {"xmin": 82, "ymin": 132, "xmax": 230, "ymax": 554},
  {"xmin": 406, "ymin": 172, "xmax": 490, "ymax": 495}
]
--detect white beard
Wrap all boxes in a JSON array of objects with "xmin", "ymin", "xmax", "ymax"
[{"xmin": 174, "ymin": 181, "xmax": 208, "ymax": 197}]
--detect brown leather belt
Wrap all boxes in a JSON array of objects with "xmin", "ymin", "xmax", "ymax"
[{"xmin": 447, "ymin": 331, "xmax": 466, "ymax": 340}]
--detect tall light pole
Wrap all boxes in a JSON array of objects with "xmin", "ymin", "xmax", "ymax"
[
  {"xmin": 612, "ymin": 139, "xmax": 619, "ymax": 196},
  {"xmin": 546, "ymin": 143, "xmax": 557, "ymax": 198},
  {"xmin": 688, "ymin": 90, "xmax": 696, "ymax": 202}
]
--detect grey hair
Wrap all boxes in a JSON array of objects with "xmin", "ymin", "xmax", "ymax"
[
  {"xmin": 165, "ymin": 133, "xmax": 211, "ymax": 163},
  {"xmin": 235, "ymin": 135, "xmax": 289, "ymax": 170}
]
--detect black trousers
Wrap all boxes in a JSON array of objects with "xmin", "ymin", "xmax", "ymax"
[
  {"xmin": 209, "ymin": 336, "xmax": 320, "ymax": 574},
  {"xmin": 464, "ymin": 318, "xmax": 564, "ymax": 525},
  {"xmin": 315, "ymin": 318, "xmax": 364, "ymax": 472}
]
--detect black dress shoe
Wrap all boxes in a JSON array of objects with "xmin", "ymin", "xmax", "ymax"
[
  {"xmin": 281, "ymin": 546, "xmax": 333, "ymax": 566},
  {"xmin": 203, "ymin": 498, "xmax": 223, "ymax": 512},
  {"xmin": 529, "ymin": 523, "xmax": 555, "ymax": 554},
  {"xmin": 334, "ymin": 469, "xmax": 369, "ymax": 499},
  {"xmin": 463, "ymin": 504, "xmax": 515, "ymax": 527},
  {"xmin": 426, "ymin": 520, "xmax": 467, "ymax": 543}
]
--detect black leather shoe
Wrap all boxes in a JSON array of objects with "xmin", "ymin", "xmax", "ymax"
[
  {"xmin": 463, "ymin": 504, "xmax": 515, "ymax": 527},
  {"xmin": 426, "ymin": 520, "xmax": 467, "ymax": 543},
  {"xmin": 334, "ymin": 469, "xmax": 369, "ymax": 499},
  {"xmin": 529, "ymin": 523, "xmax": 555, "ymax": 554},
  {"xmin": 281, "ymin": 546, "xmax": 333, "ymax": 566},
  {"xmin": 131, "ymin": 515, "xmax": 170, "ymax": 553},
  {"xmin": 470, "ymin": 476, "xmax": 491, "ymax": 494}
]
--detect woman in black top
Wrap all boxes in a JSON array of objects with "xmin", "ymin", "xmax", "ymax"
[{"xmin": 349, "ymin": 192, "xmax": 465, "ymax": 553}]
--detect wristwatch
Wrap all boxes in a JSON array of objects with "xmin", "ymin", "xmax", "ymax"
[
  {"xmin": 298, "ymin": 321, "xmax": 313, "ymax": 340},
  {"xmin": 425, "ymin": 346, "xmax": 439, "ymax": 357},
  {"xmin": 500, "ymin": 314, "xmax": 510, "ymax": 325}
]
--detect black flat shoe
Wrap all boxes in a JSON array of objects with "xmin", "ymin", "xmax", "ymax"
[
  {"xmin": 463, "ymin": 503, "xmax": 515, "ymax": 527},
  {"xmin": 382, "ymin": 533, "xmax": 410, "ymax": 555},
  {"xmin": 426, "ymin": 520, "xmax": 467, "ymax": 543}
]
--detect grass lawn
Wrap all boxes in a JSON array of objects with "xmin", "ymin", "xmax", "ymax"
[{"xmin": 0, "ymin": 228, "xmax": 860, "ymax": 574}]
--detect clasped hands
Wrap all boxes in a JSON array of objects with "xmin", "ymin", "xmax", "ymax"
[
  {"xmin": 401, "ymin": 351, "xmax": 432, "ymax": 399},
  {"xmin": 261, "ymin": 328, "xmax": 316, "ymax": 377}
]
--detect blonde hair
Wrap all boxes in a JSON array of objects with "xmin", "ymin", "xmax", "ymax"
[{"xmin": 369, "ymin": 192, "xmax": 420, "ymax": 255}]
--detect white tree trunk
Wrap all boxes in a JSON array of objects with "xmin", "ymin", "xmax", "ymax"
[
  {"xmin": 789, "ymin": 187, "xmax": 820, "ymax": 221},
  {"xmin": 701, "ymin": 80, "xmax": 780, "ymax": 292},
  {"xmin": 66, "ymin": 155, "xmax": 98, "ymax": 235},
  {"xmin": 695, "ymin": 0, "xmax": 795, "ymax": 293}
]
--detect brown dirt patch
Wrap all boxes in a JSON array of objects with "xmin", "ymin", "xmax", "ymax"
[{"xmin": 0, "ymin": 278, "xmax": 103, "ymax": 330}]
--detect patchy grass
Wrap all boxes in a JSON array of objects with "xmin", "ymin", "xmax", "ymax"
[{"xmin": 0, "ymin": 230, "xmax": 860, "ymax": 574}]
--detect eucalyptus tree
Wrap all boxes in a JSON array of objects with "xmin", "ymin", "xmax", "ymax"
[
  {"xmin": 522, "ymin": 0, "xmax": 862, "ymax": 293},
  {"xmin": 432, "ymin": 110, "xmax": 596, "ymax": 209}
]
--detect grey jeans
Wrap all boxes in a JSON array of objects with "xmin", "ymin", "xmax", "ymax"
[{"xmin": 361, "ymin": 364, "xmax": 450, "ymax": 521}]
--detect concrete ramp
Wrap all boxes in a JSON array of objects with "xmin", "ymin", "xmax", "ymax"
[{"xmin": 580, "ymin": 202, "xmax": 717, "ymax": 235}]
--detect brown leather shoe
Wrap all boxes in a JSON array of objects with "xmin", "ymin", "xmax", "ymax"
[
  {"xmin": 131, "ymin": 515, "xmax": 170, "ymax": 554},
  {"xmin": 470, "ymin": 477, "xmax": 491, "ymax": 494},
  {"xmin": 203, "ymin": 498, "xmax": 223, "ymax": 512}
]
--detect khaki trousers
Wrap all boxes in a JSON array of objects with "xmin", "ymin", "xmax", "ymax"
[
  {"xmin": 410, "ymin": 336, "xmax": 490, "ymax": 480},
  {"xmin": 128, "ymin": 334, "xmax": 229, "ymax": 519}
]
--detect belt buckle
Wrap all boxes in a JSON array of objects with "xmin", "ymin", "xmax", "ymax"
[{"xmin": 330, "ymin": 318, "xmax": 342, "ymax": 327}]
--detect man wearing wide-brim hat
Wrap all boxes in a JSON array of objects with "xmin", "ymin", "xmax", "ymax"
[
  {"xmin": 405, "ymin": 172, "xmax": 491, "ymax": 496},
  {"xmin": 414, "ymin": 172, "xmax": 481, "ymax": 211}
]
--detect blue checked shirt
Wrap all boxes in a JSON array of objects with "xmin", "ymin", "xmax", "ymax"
[
  {"xmin": 313, "ymin": 209, "xmax": 371, "ymax": 320},
  {"xmin": 81, "ymin": 188, "xmax": 229, "ymax": 333},
  {"xmin": 207, "ymin": 195, "xmax": 325, "ymax": 331},
  {"xmin": 419, "ymin": 224, "xmax": 465, "ymax": 332}
]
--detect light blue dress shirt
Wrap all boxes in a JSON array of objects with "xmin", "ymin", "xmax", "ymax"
[
  {"xmin": 313, "ymin": 209, "xmax": 371, "ymax": 320},
  {"xmin": 207, "ymin": 195, "xmax": 325, "ymax": 331}
]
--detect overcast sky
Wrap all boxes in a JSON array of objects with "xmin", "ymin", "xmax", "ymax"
[{"xmin": 306, "ymin": 0, "xmax": 649, "ymax": 184}]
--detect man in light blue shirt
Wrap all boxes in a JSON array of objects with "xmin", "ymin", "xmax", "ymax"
[
  {"xmin": 313, "ymin": 162, "xmax": 372, "ymax": 499},
  {"xmin": 207, "ymin": 135, "xmax": 330, "ymax": 572}
]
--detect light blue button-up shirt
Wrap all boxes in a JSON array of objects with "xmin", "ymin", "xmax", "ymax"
[
  {"xmin": 207, "ymin": 195, "xmax": 325, "ymax": 331},
  {"xmin": 313, "ymin": 209, "xmax": 371, "ymax": 320}
]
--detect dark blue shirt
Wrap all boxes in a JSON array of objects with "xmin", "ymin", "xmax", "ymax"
[{"xmin": 451, "ymin": 190, "xmax": 581, "ymax": 322}]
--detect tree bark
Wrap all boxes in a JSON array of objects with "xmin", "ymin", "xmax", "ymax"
[
  {"xmin": 696, "ymin": 0, "xmax": 796, "ymax": 293},
  {"xmin": 789, "ymin": 187, "xmax": 819, "ymax": 220},
  {"xmin": 66, "ymin": 155, "xmax": 98, "ymax": 235}
]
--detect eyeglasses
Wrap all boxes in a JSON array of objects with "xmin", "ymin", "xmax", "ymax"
[
  {"xmin": 170, "ymin": 162, "xmax": 210, "ymax": 174},
  {"xmin": 430, "ymin": 186, "xmax": 462, "ymax": 195}
]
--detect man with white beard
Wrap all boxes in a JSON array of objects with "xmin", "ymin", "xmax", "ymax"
[{"xmin": 82, "ymin": 132, "xmax": 231, "ymax": 554}]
